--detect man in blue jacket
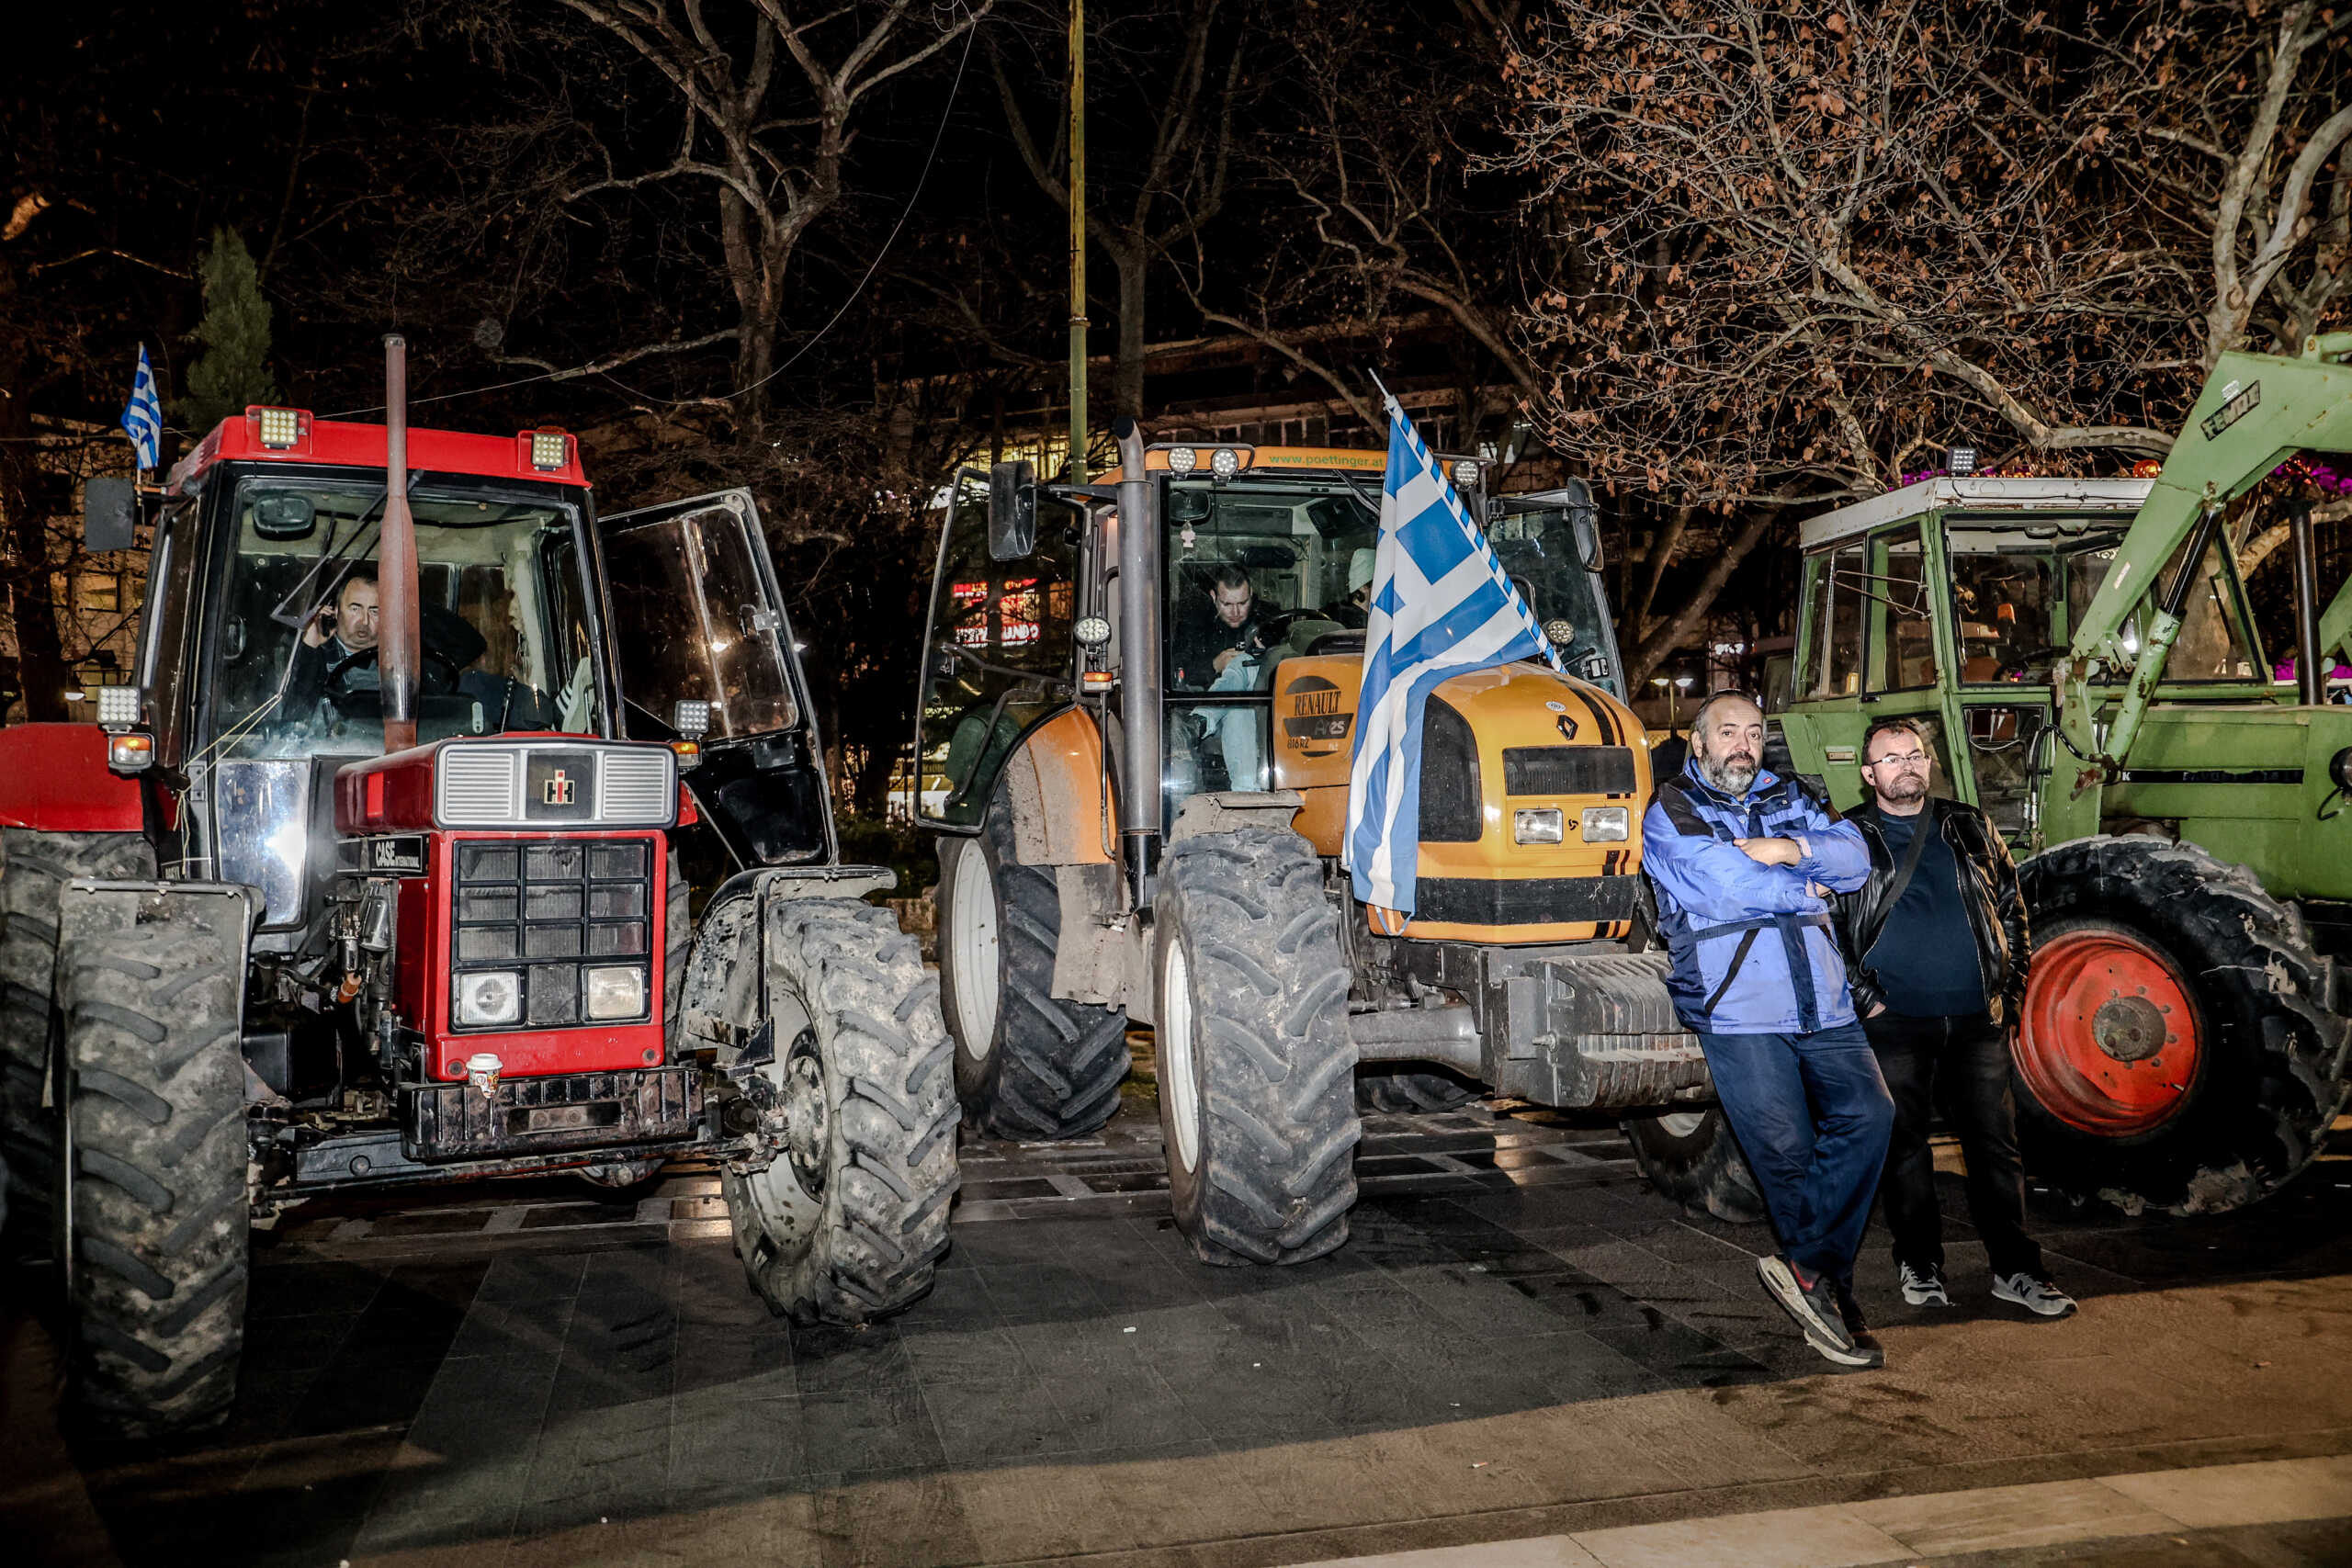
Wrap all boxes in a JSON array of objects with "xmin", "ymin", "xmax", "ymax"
[{"xmin": 1644, "ymin": 692, "xmax": 1893, "ymax": 1369}]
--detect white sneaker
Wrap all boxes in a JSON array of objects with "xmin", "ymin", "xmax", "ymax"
[
  {"xmin": 1992, "ymin": 1271, "xmax": 2076, "ymax": 1317},
  {"xmin": 1899, "ymin": 1262, "xmax": 1950, "ymax": 1306}
]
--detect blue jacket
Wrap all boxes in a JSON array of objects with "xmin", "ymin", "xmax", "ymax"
[{"xmin": 1642, "ymin": 761, "xmax": 1873, "ymax": 1035}]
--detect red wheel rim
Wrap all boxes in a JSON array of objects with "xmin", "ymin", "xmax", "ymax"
[{"xmin": 2016, "ymin": 925, "xmax": 2201, "ymax": 1135}]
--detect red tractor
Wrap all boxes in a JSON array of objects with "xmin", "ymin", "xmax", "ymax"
[{"xmin": 0, "ymin": 342, "xmax": 956, "ymax": 1438}]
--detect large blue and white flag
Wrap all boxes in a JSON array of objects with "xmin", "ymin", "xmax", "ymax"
[
  {"xmin": 1345, "ymin": 395, "xmax": 1560, "ymax": 914},
  {"xmin": 120, "ymin": 345, "xmax": 163, "ymax": 471}
]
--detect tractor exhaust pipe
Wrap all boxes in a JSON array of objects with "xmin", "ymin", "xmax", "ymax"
[
  {"xmin": 2291, "ymin": 503, "xmax": 2324, "ymax": 705},
  {"xmin": 379, "ymin": 334, "xmax": 421, "ymax": 753},
  {"xmin": 1114, "ymin": 416, "xmax": 1159, "ymax": 909}
]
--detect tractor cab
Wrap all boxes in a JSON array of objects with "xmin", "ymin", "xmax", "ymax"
[
  {"xmin": 914, "ymin": 445, "xmax": 1621, "ymax": 839},
  {"xmin": 3, "ymin": 373, "xmax": 956, "ymax": 1440},
  {"xmin": 1776, "ymin": 478, "xmax": 2272, "ymax": 841}
]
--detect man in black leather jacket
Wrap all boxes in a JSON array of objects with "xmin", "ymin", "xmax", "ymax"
[{"xmin": 1838, "ymin": 716, "xmax": 2075, "ymax": 1319}]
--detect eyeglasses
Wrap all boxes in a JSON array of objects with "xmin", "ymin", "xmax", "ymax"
[{"xmin": 1864, "ymin": 750, "xmax": 1929, "ymax": 768}]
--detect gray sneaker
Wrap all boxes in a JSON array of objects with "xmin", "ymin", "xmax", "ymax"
[
  {"xmin": 1758, "ymin": 1254, "xmax": 1855, "ymax": 1351},
  {"xmin": 1992, "ymin": 1272, "xmax": 2076, "ymax": 1317},
  {"xmin": 1899, "ymin": 1262, "xmax": 1950, "ymax": 1306}
]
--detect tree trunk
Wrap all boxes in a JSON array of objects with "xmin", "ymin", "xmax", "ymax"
[{"xmin": 1623, "ymin": 506, "xmax": 1784, "ymax": 689}]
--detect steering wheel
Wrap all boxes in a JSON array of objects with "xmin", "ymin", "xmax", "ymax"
[
  {"xmin": 1250, "ymin": 609, "xmax": 1333, "ymax": 649},
  {"xmin": 324, "ymin": 645, "xmax": 465, "ymax": 715}
]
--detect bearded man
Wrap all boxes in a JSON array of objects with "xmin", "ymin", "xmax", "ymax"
[{"xmin": 1642, "ymin": 692, "xmax": 1891, "ymax": 1369}]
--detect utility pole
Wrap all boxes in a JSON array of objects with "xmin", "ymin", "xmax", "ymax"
[{"xmin": 1068, "ymin": 0, "xmax": 1087, "ymax": 482}]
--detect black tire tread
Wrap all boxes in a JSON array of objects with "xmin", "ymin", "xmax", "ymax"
[
  {"xmin": 0, "ymin": 829, "xmax": 154, "ymax": 1235},
  {"xmin": 945, "ymin": 800, "xmax": 1130, "ymax": 1140},
  {"xmin": 2018, "ymin": 834, "xmax": 2351, "ymax": 1215},
  {"xmin": 59, "ymin": 910, "xmax": 247, "ymax": 1439},
  {"xmin": 1354, "ymin": 1067, "xmax": 1481, "ymax": 1115},
  {"xmin": 1621, "ymin": 1106, "xmax": 1769, "ymax": 1224},
  {"xmin": 1159, "ymin": 829, "xmax": 1359, "ymax": 1265},
  {"xmin": 727, "ymin": 899, "xmax": 958, "ymax": 1324}
]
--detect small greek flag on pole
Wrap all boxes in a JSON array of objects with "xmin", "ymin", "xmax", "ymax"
[
  {"xmin": 120, "ymin": 345, "xmax": 163, "ymax": 472},
  {"xmin": 1344, "ymin": 393, "xmax": 1560, "ymax": 916}
]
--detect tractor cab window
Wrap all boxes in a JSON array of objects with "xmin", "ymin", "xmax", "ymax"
[
  {"xmin": 1867, "ymin": 525, "xmax": 1939, "ymax": 692},
  {"xmin": 2068, "ymin": 530, "xmax": 2259, "ymax": 683},
  {"xmin": 211, "ymin": 478, "xmax": 603, "ymax": 758},
  {"xmin": 1487, "ymin": 502, "xmax": 1619, "ymax": 692},
  {"xmin": 1162, "ymin": 479, "xmax": 1374, "ymax": 806},
  {"xmin": 914, "ymin": 477, "xmax": 1081, "ymax": 829},
  {"xmin": 1804, "ymin": 544, "xmax": 1866, "ymax": 697},
  {"xmin": 1946, "ymin": 532, "xmax": 2058, "ymax": 684},
  {"xmin": 601, "ymin": 493, "xmax": 801, "ymax": 739}
]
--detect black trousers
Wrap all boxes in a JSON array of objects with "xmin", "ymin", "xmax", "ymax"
[{"xmin": 1862, "ymin": 1010, "xmax": 2043, "ymax": 1280}]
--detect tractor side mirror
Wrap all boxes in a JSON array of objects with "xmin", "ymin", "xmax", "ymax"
[
  {"xmin": 988, "ymin": 460, "xmax": 1038, "ymax": 561},
  {"xmin": 83, "ymin": 477, "xmax": 139, "ymax": 552}
]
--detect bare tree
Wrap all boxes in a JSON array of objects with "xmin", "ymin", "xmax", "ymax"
[
  {"xmin": 992, "ymin": 0, "xmax": 1246, "ymax": 420},
  {"xmin": 1495, "ymin": 0, "xmax": 2346, "ymax": 680}
]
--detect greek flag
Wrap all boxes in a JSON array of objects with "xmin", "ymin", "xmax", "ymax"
[
  {"xmin": 1345, "ymin": 395, "xmax": 1559, "ymax": 914},
  {"xmin": 120, "ymin": 345, "xmax": 163, "ymax": 471}
]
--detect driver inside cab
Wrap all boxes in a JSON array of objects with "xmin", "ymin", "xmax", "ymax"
[
  {"xmin": 1171, "ymin": 564, "xmax": 1272, "ymax": 791},
  {"xmin": 285, "ymin": 564, "xmax": 497, "ymax": 722}
]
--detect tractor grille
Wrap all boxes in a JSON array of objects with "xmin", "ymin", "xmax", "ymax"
[
  {"xmin": 1417, "ymin": 698, "xmax": 1484, "ymax": 843},
  {"xmin": 1502, "ymin": 745, "xmax": 1636, "ymax": 797},
  {"xmin": 452, "ymin": 838, "xmax": 653, "ymax": 1029}
]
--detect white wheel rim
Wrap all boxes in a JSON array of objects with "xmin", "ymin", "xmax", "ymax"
[
  {"xmin": 1657, "ymin": 1110, "xmax": 1706, "ymax": 1138},
  {"xmin": 1160, "ymin": 938, "xmax": 1202, "ymax": 1172},
  {"xmin": 948, "ymin": 841, "xmax": 1001, "ymax": 1058}
]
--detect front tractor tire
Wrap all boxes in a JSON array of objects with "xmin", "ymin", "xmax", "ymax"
[
  {"xmin": 57, "ymin": 908, "xmax": 249, "ymax": 1439},
  {"xmin": 722, "ymin": 899, "xmax": 958, "ymax": 1324},
  {"xmin": 1, "ymin": 828, "xmax": 155, "ymax": 1235},
  {"xmin": 2016, "ymin": 835, "xmax": 2350, "ymax": 1215},
  {"xmin": 936, "ymin": 796, "xmax": 1130, "ymax": 1140},
  {"xmin": 1155, "ymin": 828, "xmax": 1358, "ymax": 1265},
  {"xmin": 1621, "ymin": 1106, "xmax": 1768, "ymax": 1224}
]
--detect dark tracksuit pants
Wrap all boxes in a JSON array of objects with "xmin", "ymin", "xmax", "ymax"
[
  {"xmin": 1863, "ymin": 1011, "xmax": 2042, "ymax": 1280},
  {"xmin": 1697, "ymin": 1022, "xmax": 1894, "ymax": 1291}
]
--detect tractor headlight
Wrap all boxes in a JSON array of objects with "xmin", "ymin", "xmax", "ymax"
[
  {"xmin": 1581, "ymin": 806, "xmax": 1630, "ymax": 842},
  {"xmin": 1210, "ymin": 447, "xmax": 1240, "ymax": 479},
  {"xmin": 96, "ymin": 685, "xmax": 142, "ymax": 728},
  {"xmin": 528, "ymin": 431, "xmax": 571, "ymax": 470},
  {"xmin": 456, "ymin": 970, "xmax": 521, "ymax": 1027},
  {"xmin": 1074, "ymin": 615, "xmax": 1112, "ymax": 648},
  {"xmin": 583, "ymin": 965, "xmax": 647, "ymax": 1021},
  {"xmin": 1513, "ymin": 807, "xmax": 1565, "ymax": 845},
  {"xmin": 1166, "ymin": 446, "xmax": 1197, "ymax": 473}
]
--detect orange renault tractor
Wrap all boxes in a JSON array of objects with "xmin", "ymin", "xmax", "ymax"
[
  {"xmin": 0, "ymin": 341, "xmax": 956, "ymax": 1438},
  {"xmin": 914, "ymin": 420, "xmax": 1755, "ymax": 1266}
]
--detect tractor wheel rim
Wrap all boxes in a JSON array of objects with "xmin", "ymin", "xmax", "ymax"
[
  {"xmin": 2017, "ymin": 926, "xmax": 2201, "ymax": 1135},
  {"xmin": 949, "ymin": 844, "xmax": 1001, "ymax": 1059},
  {"xmin": 1160, "ymin": 938, "xmax": 1202, "ymax": 1173},
  {"xmin": 1656, "ymin": 1110, "xmax": 1706, "ymax": 1140},
  {"xmin": 781, "ymin": 1030, "xmax": 830, "ymax": 1198}
]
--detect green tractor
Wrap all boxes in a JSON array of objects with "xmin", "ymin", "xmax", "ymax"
[{"xmin": 1778, "ymin": 333, "xmax": 2352, "ymax": 1215}]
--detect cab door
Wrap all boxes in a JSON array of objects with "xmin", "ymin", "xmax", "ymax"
[
  {"xmin": 913, "ymin": 472, "xmax": 1082, "ymax": 830},
  {"xmin": 597, "ymin": 490, "xmax": 831, "ymax": 866},
  {"xmin": 1489, "ymin": 485, "xmax": 1626, "ymax": 694}
]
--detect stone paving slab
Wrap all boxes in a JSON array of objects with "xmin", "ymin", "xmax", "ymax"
[{"xmin": 5, "ymin": 1097, "xmax": 2352, "ymax": 1568}]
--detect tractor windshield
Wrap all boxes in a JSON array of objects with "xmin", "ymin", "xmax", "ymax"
[
  {"xmin": 210, "ymin": 477, "xmax": 605, "ymax": 757},
  {"xmin": 1159, "ymin": 476, "xmax": 1606, "ymax": 694}
]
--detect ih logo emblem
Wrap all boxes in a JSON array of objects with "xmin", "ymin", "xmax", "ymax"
[{"xmin": 544, "ymin": 769, "xmax": 575, "ymax": 807}]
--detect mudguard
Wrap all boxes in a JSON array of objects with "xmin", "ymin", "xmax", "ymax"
[{"xmin": 0, "ymin": 726, "xmax": 142, "ymax": 833}]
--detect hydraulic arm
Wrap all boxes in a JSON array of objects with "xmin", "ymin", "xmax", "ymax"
[{"xmin": 2046, "ymin": 333, "xmax": 2352, "ymax": 841}]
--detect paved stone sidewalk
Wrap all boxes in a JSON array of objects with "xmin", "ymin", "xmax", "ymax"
[{"xmin": 6, "ymin": 1099, "xmax": 2351, "ymax": 1567}]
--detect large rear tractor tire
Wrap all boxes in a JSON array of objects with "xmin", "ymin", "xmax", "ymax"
[
  {"xmin": 1, "ymin": 829, "xmax": 155, "ymax": 1241},
  {"xmin": 2016, "ymin": 836, "xmax": 2350, "ymax": 1215},
  {"xmin": 1353, "ymin": 1067, "xmax": 1481, "ymax": 1115},
  {"xmin": 57, "ymin": 908, "xmax": 249, "ymax": 1438},
  {"xmin": 722, "ymin": 899, "xmax": 958, "ymax": 1323},
  {"xmin": 1621, "ymin": 1106, "xmax": 1769, "ymax": 1224},
  {"xmin": 936, "ymin": 793, "xmax": 1129, "ymax": 1140},
  {"xmin": 1155, "ymin": 828, "xmax": 1358, "ymax": 1265}
]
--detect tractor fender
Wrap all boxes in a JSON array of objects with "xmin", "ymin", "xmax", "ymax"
[
  {"xmin": 58, "ymin": 879, "xmax": 254, "ymax": 970},
  {"xmin": 1000, "ymin": 707, "xmax": 1117, "ymax": 866},
  {"xmin": 1169, "ymin": 789, "xmax": 1306, "ymax": 845},
  {"xmin": 675, "ymin": 864, "xmax": 898, "ymax": 1051},
  {"xmin": 0, "ymin": 725, "xmax": 143, "ymax": 833}
]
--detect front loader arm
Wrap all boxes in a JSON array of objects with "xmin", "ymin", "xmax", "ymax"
[{"xmin": 2051, "ymin": 336, "xmax": 2352, "ymax": 833}]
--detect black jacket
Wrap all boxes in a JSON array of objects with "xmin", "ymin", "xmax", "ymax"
[{"xmin": 1836, "ymin": 796, "xmax": 2030, "ymax": 1024}]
